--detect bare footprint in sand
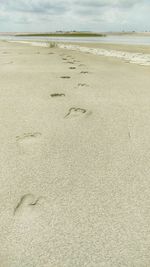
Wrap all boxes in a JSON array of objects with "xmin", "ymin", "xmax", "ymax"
[
  {"xmin": 79, "ymin": 64, "xmax": 86, "ymax": 67},
  {"xmin": 78, "ymin": 83, "xmax": 89, "ymax": 87},
  {"xmin": 16, "ymin": 132, "xmax": 41, "ymax": 153},
  {"xmin": 60, "ymin": 76, "xmax": 71, "ymax": 79},
  {"xmin": 16, "ymin": 132, "xmax": 41, "ymax": 143},
  {"xmin": 14, "ymin": 194, "xmax": 44, "ymax": 216},
  {"xmin": 80, "ymin": 71, "xmax": 89, "ymax": 74},
  {"xmin": 64, "ymin": 107, "xmax": 87, "ymax": 118},
  {"xmin": 66, "ymin": 61, "xmax": 75, "ymax": 65},
  {"xmin": 51, "ymin": 93, "xmax": 65, "ymax": 97},
  {"xmin": 69, "ymin": 67, "xmax": 76, "ymax": 69}
]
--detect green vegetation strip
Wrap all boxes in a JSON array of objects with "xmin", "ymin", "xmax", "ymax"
[{"xmin": 16, "ymin": 33, "xmax": 106, "ymax": 37}]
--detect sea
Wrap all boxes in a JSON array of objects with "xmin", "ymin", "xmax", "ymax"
[{"xmin": 0, "ymin": 34, "xmax": 150, "ymax": 46}]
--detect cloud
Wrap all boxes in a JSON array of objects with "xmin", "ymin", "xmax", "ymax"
[
  {"xmin": 73, "ymin": 0, "xmax": 142, "ymax": 9},
  {"xmin": 2, "ymin": 0, "xmax": 69, "ymax": 14},
  {"xmin": 0, "ymin": 0, "xmax": 149, "ymax": 32}
]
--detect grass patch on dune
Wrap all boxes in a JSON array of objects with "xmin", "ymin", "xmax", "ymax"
[{"xmin": 48, "ymin": 42, "xmax": 57, "ymax": 48}]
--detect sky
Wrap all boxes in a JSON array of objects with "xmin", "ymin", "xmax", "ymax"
[{"xmin": 0, "ymin": 0, "xmax": 150, "ymax": 32}]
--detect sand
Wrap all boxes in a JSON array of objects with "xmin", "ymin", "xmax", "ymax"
[
  {"xmin": 0, "ymin": 40, "xmax": 150, "ymax": 267},
  {"xmin": 59, "ymin": 43, "xmax": 150, "ymax": 66},
  {"xmin": 10, "ymin": 40, "xmax": 150, "ymax": 65}
]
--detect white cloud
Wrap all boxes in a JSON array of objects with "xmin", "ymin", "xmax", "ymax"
[{"xmin": 0, "ymin": 0, "xmax": 149, "ymax": 32}]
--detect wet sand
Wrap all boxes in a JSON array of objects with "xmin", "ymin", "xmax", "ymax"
[
  {"xmin": 70, "ymin": 41, "xmax": 150, "ymax": 54},
  {"xmin": 0, "ymin": 41, "xmax": 150, "ymax": 267}
]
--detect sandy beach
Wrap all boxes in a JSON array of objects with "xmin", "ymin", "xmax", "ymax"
[{"xmin": 1, "ymin": 40, "xmax": 150, "ymax": 266}]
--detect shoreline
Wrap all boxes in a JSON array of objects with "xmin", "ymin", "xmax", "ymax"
[{"xmin": 8, "ymin": 40, "xmax": 150, "ymax": 66}]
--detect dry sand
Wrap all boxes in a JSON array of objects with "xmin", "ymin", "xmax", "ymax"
[{"xmin": 0, "ymin": 41, "xmax": 150, "ymax": 267}]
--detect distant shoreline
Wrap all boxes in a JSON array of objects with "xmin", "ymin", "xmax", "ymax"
[
  {"xmin": 15, "ymin": 32, "xmax": 106, "ymax": 38},
  {"xmin": 1, "ymin": 31, "xmax": 150, "ymax": 37}
]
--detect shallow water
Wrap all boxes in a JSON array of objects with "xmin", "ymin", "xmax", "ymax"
[{"xmin": 0, "ymin": 34, "xmax": 150, "ymax": 46}]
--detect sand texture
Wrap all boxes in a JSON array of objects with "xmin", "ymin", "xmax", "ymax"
[{"xmin": 0, "ymin": 41, "xmax": 150, "ymax": 267}]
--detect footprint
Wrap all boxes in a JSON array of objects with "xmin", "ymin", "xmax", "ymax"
[
  {"xmin": 16, "ymin": 132, "xmax": 41, "ymax": 143},
  {"xmin": 50, "ymin": 93, "xmax": 65, "ymax": 97},
  {"xmin": 66, "ymin": 61, "xmax": 75, "ymax": 65},
  {"xmin": 69, "ymin": 67, "xmax": 76, "ymax": 70},
  {"xmin": 80, "ymin": 71, "xmax": 88, "ymax": 74},
  {"xmin": 62, "ymin": 58, "xmax": 67, "ymax": 61},
  {"xmin": 14, "ymin": 194, "xmax": 44, "ymax": 216},
  {"xmin": 78, "ymin": 83, "xmax": 89, "ymax": 87},
  {"xmin": 60, "ymin": 76, "xmax": 71, "ymax": 79},
  {"xmin": 64, "ymin": 107, "xmax": 87, "ymax": 118},
  {"xmin": 79, "ymin": 64, "xmax": 86, "ymax": 67},
  {"xmin": 16, "ymin": 132, "xmax": 41, "ymax": 153}
]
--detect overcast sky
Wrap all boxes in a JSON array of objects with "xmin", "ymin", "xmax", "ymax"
[{"xmin": 0, "ymin": 0, "xmax": 150, "ymax": 32}]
